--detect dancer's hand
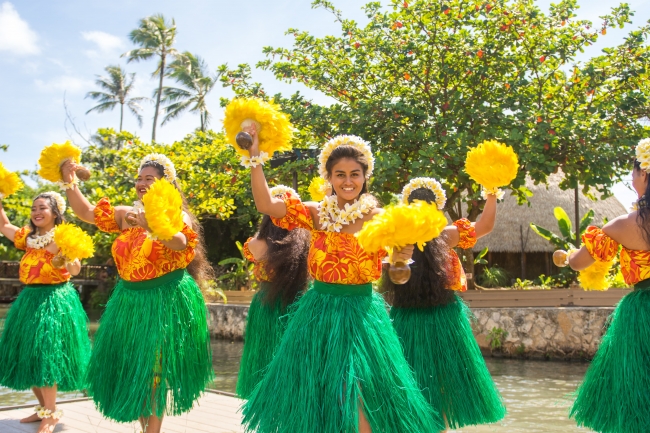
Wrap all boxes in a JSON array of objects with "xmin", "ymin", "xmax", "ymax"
[
  {"xmin": 134, "ymin": 210, "xmax": 152, "ymax": 233},
  {"xmin": 393, "ymin": 244, "xmax": 414, "ymax": 262},
  {"xmin": 60, "ymin": 160, "xmax": 78, "ymax": 183},
  {"xmin": 243, "ymin": 123, "xmax": 260, "ymax": 155}
]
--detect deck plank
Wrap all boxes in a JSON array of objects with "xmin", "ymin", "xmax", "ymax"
[{"xmin": 0, "ymin": 393, "xmax": 245, "ymax": 433}]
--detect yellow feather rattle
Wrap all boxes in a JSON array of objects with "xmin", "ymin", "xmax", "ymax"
[
  {"xmin": 0, "ymin": 162, "xmax": 23, "ymax": 199},
  {"xmin": 142, "ymin": 178, "xmax": 184, "ymax": 241},
  {"xmin": 578, "ymin": 260, "xmax": 614, "ymax": 291},
  {"xmin": 308, "ymin": 177, "xmax": 329, "ymax": 202},
  {"xmin": 52, "ymin": 223, "xmax": 95, "ymax": 268},
  {"xmin": 464, "ymin": 140, "xmax": 519, "ymax": 198},
  {"xmin": 356, "ymin": 200, "xmax": 448, "ymax": 284},
  {"xmin": 223, "ymin": 98, "xmax": 293, "ymax": 158},
  {"xmin": 38, "ymin": 141, "xmax": 91, "ymax": 184}
]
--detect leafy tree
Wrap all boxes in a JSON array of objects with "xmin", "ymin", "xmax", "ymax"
[
  {"xmin": 123, "ymin": 14, "xmax": 179, "ymax": 142},
  {"xmin": 161, "ymin": 52, "xmax": 218, "ymax": 131},
  {"xmin": 85, "ymin": 65, "xmax": 148, "ymax": 132}
]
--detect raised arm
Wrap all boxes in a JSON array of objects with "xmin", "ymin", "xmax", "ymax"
[
  {"xmin": 0, "ymin": 201, "xmax": 21, "ymax": 241},
  {"xmin": 60, "ymin": 160, "xmax": 97, "ymax": 224},
  {"xmin": 246, "ymin": 126, "xmax": 288, "ymax": 219},
  {"xmin": 443, "ymin": 193, "xmax": 497, "ymax": 248}
]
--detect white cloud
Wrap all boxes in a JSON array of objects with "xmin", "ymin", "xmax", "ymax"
[
  {"xmin": 35, "ymin": 76, "xmax": 93, "ymax": 94},
  {"xmin": 81, "ymin": 31, "xmax": 123, "ymax": 58},
  {"xmin": 0, "ymin": 2, "xmax": 39, "ymax": 55}
]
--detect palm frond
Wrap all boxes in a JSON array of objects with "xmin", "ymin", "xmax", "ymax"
[{"xmin": 85, "ymin": 101, "xmax": 118, "ymax": 115}]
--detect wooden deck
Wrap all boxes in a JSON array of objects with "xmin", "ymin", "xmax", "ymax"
[{"xmin": 0, "ymin": 391, "xmax": 244, "ymax": 433}]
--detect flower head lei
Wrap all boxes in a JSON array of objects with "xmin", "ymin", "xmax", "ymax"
[
  {"xmin": 270, "ymin": 185, "xmax": 300, "ymax": 200},
  {"xmin": 41, "ymin": 191, "xmax": 66, "ymax": 214},
  {"xmin": 318, "ymin": 135, "xmax": 374, "ymax": 180},
  {"xmin": 636, "ymin": 138, "xmax": 650, "ymax": 173},
  {"xmin": 401, "ymin": 177, "xmax": 447, "ymax": 210},
  {"xmin": 139, "ymin": 153, "xmax": 177, "ymax": 182}
]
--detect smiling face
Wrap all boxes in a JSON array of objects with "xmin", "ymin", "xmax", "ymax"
[
  {"xmin": 31, "ymin": 198, "xmax": 56, "ymax": 231},
  {"xmin": 328, "ymin": 158, "xmax": 366, "ymax": 203},
  {"xmin": 135, "ymin": 166, "xmax": 164, "ymax": 199},
  {"xmin": 632, "ymin": 164, "xmax": 649, "ymax": 198}
]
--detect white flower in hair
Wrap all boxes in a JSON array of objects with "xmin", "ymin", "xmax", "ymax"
[
  {"xmin": 318, "ymin": 135, "xmax": 374, "ymax": 180},
  {"xmin": 401, "ymin": 177, "xmax": 447, "ymax": 210},
  {"xmin": 269, "ymin": 185, "xmax": 300, "ymax": 200},
  {"xmin": 636, "ymin": 138, "xmax": 650, "ymax": 172},
  {"xmin": 42, "ymin": 191, "xmax": 66, "ymax": 214},
  {"xmin": 139, "ymin": 153, "xmax": 177, "ymax": 182}
]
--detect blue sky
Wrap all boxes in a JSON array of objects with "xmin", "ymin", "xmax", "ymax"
[{"xmin": 1, "ymin": 0, "xmax": 648, "ymax": 207}]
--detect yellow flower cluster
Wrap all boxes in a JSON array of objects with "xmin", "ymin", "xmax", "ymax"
[
  {"xmin": 578, "ymin": 259, "xmax": 614, "ymax": 291},
  {"xmin": 636, "ymin": 138, "xmax": 650, "ymax": 172},
  {"xmin": 356, "ymin": 200, "xmax": 447, "ymax": 253},
  {"xmin": 142, "ymin": 178, "xmax": 184, "ymax": 241},
  {"xmin": 465, "ymin": 140, "xmax": 519, "ymax": 192},
  {"xmin": 308, "ymin": 177, "xmax": 328, "ymax": 202},
  {"xmin": 223, "ymin": 98, "xmax": 294, "ymax": 157},
  {"xmin": 37, "ymin": 141, "xmax": 82, "ymax": 183},
  {"xmin": 0, "ymin": 162, "xmax": 23, "ymax": 199},
  {"xmin": 54, "ymin": 223, "xmax": 95, "ymax": 261}
]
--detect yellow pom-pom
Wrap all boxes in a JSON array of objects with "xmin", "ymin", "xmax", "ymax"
[
  {"xmin": 223, "ymin": 98, "xmax": 293, "ymax": 157},
  {"xmin": 142, "ymin": 178, "xmax": 184, "ymax": 241},
  {"xmin": 38, "ymin": 141, "xmax": 82, "ymax": 183},
  {"xmin": 465, "ymin": 140, "xmax": 519, "ymax": 191},
  {"xmin": 54, "ymin": 223, "xmax": 95, "ymax": 261},
  {"xmin": 0, "ymin": 162, "xmax": 23, "ymax": 199},
  {"xmin": 308, "ymin": 177, "xmax": 327, "ymax": 202},
  {"xmin": 578, "ymin": 260, "xmax": 614, "ymax": 291},
  {"xmin": 356, "ymin": 200, "xmax": 448, "ymax": 253}
]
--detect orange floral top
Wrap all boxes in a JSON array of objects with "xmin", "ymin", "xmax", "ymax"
[
  {"xmin": 582, "ymin": 225, "xmax": 650, "ymax": 285},
  {"xmin": 243, "ymin": 237, "xmax": 270, "ymax": 282},
  {"xmin": 446, "ymin": 219, "xmax": 477, "ymax": 292},
  {"xmin": 271, "ymin": 195, "xmax": 387, "ymax": 285},
  {"xmin": 94, "ymin": 198, "xmax": 198, "ymax": 282},
  {"xmin": 14, "ymin": 226, "xmax": 70, "ymax": 285}
]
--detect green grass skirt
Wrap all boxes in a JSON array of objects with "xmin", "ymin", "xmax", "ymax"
[
  {"xmin": 570, "ymin": 280, "xmax": 650, "ymax": 433},
  {"xmin": 391, "ymin": 294, "xmax": 506, "ymax": 429},
  {"xmin": 242, "ymin": 281, "xmax": 445, "ymax": 433},
  {"xmin": 86, "ymin": 269, "xmax": 213, "ymax": 423},
  {"xmin": 0, "ymin": 282, "xmax": 90, "ymax": 391},
  {"xmin": 236, "ymin": 284, "xmax": 291, "ymax": 399}
]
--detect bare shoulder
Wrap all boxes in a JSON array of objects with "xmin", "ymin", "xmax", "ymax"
[
  {"xmin": 602, "ymin": 213, "xmax": 635, "ymax": 238},
  {"xmin": 248, "ymin": 237, "xmax": 268, "ymax": 260},
  {"xmin": 182, "ymin": 211, "xmax": 192, "ymax": 228}
]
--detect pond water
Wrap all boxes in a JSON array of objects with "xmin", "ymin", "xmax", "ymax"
[{"xmin": 0, "ymin": 306, "xmax": 595, "ymax": 432}]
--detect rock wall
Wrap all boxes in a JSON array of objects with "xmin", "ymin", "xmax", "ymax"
[{"xmin": 206, "ymin": 303, "xmax": 614, "ymax": 359}]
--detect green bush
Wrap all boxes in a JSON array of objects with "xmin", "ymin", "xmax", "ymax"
[{"xmin": 477, "ymin": 265, "xmax": 510, "ymax": 288}]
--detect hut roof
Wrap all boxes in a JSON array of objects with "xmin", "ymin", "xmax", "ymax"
[{"xmin": 463, "ymin": 172, "xmax": 628, "ymax": 253}]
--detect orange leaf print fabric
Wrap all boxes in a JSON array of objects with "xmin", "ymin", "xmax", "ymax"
[
  {"xmin": 271, "ymin": 194, "xmax": 313, "ymax": 231},
  {"xmin": 620, "ymin": 249, "xmax": 650, "ymax": 285},
  {"xmin": 454, "ymin": 218, "xmax": 477, "ymax": 249},
  {"xmin": 446, "ymin": 249, "xmax": 467, "ymax": 292},
  {"xmin": 582, "ymin": 226, "xmax": 619, "ymax": 262},
  {"xmin": 243, "ymin": 237, "xmax": 270, "ymax": 282},
  {"xmin": 15, "ymin": 226, "xmax": 70, "ymax": 285},
  {"xmin": 94, "ymin": 197, "xmax": 122, "ymax": 233}
]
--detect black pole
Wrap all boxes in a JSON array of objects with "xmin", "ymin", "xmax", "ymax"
[
  {"xmin": 574, "ymin": 186, "xmax": 580, "ymax": 247},
  {"xmin": 293, "ymin": 171, "xmax": 298, "ymax": 191}
]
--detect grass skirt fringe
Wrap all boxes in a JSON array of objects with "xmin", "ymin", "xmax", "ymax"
[
  {"xmin": 0, "ymin": 282, "xmax": 90, "ymax": 391},
  {"xmin": 242, "ymin": 282, "xmax": 445, "ymax": 433},
  {"xmin": 391, "ymin": 294, "xmax": 505, "ymax": 429},
  {"xmin": 86, "ymin": 269, "xmax": 213, "ymax": 423},
  {"xmin": 570, "ymin": 284, "xmax": 650, "ymax": 433},
  {"xmin": 237, "ymin": 284, "xmax": 289, "ymax": 399}
]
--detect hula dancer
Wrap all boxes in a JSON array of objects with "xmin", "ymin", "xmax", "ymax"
[
  {"xmin": 236, "ymin": 185, "xmax": 310, "ymax": 399},
  {"xmin": 381, "ymin": 177, "xmax": 505, "ymax": 431},
  {"xmin": 60, "ymin": 154, "xmax": 213, "ymax": 433},
  {"xmin": 241, "ymin": 127, "xmax": 444, "ymax": 433},
  {"xmin": 562, "ymin": 140, "xmax": 650, "ymax": 433},
  {"xmin": 0, "ymin": 190, "xmax": 91, "ymax": 433}
]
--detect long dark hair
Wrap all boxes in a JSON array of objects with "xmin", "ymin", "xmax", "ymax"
[
  {"xmin": 380, "ymin": 187, "xmax": 454, "ymax": 308},
  {"xmin": 634, "ymin": 160, "xmax": 650, "ymax": 246},
  {"xmin": 140, "ymin": 160, "xmax": 215, "ymax": 287},
  {"xmin": 255, "ymin": 215, "xmax": 310, "ymax": 307},
  {"xmin": 29, "ymin": 193, "xmax": 65, "ymax": 237}
]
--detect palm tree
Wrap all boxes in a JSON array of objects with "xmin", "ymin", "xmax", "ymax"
[
  {"xmin": 122, "ymin": 14, "xmax": 179, "ymax": 142},
  {"xmin": 85, "ymin": 65, "xmax": 148, "ymax": 131},
  {"xmin": 160, "ymin": 52, "xmax": 217, "ymax": 131}
]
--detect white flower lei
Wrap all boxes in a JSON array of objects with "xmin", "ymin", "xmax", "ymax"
[
  {"xmin": 41, "ymin": 191, "xmax": 66, "ymax": 214},
  {"xmin": 318, "ymin": 194, "xmax": 375, "ymax": 232},
  {"xmin": 34, "ymin": 405, "xmax": 63, "ymax": 420},
  {"xmin": 481, "ymin": 187, "xmax": 505, "ymax": 200},
  {"xmin": 240, "ymin": 151, "xmax": 271, "ymax": 168},
  {"xmin": 26, "ymin": 227, "xmax": 55, "ymax": 249},
  {"xmin": 318, "ymin": 135, "xmax": 374, "ymax": 179},
  {"xmin": 636, "ymin": 138, "xmax": 650, "ymax": 173},
  {"xmin": 401, "ymin": 177, "xmax": 447, "ymax": 209},
  {"xmin": 270, "ymin": 185, "xmax": 300, "ymax": 200},
  {"xmin": 139, "ymin": 153, "xmax": 177, "ymax": 182}
]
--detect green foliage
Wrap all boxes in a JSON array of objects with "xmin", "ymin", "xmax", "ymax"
[
  {"xmin": 474, "ymin": 247, "xmax": 488, "ymax": 265},
  {"xmin": 487, "ymin": 327, "xmax": 509, "ymax": 351},
  {"xmin": 513, "ymin": 278, "xmax": 534, "ymax": 290},
  {"xmin": 530, "ymin": 206, "xmax": 594, "ymax": 250},
  {"xmin": 477, "ymin": 265, "xmax": 510, "ymax": 288},
  {"xmin": 217, "ymin": 241, "xmax": 253, "ymax": 291},
  {"xmin": 535, "ymin": 274, "xmax": 554, "ymax": 289}
]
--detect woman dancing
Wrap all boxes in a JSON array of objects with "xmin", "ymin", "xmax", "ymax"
[
  {"xmin": 240, "ymin": 129, "xmax": 444, "ymax": 433},
  {"xmin": 381, "ymin": 177, "xmax": 505, "ymax": 431},
  {"xmin": 236, "ymin": 185, "xmax": 310, "ymax": 399},
  {"xmin": 60, "ymin": 154, "xmax": 213, "ymax": 433},
  {"xmin": 0, "ymin": 191, "xmax": 90, "ymax": 433}
]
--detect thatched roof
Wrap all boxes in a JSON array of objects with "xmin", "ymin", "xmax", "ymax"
[{"xmin": 462, "ymin": 172, "xmax": 628, "ymax": 253}]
